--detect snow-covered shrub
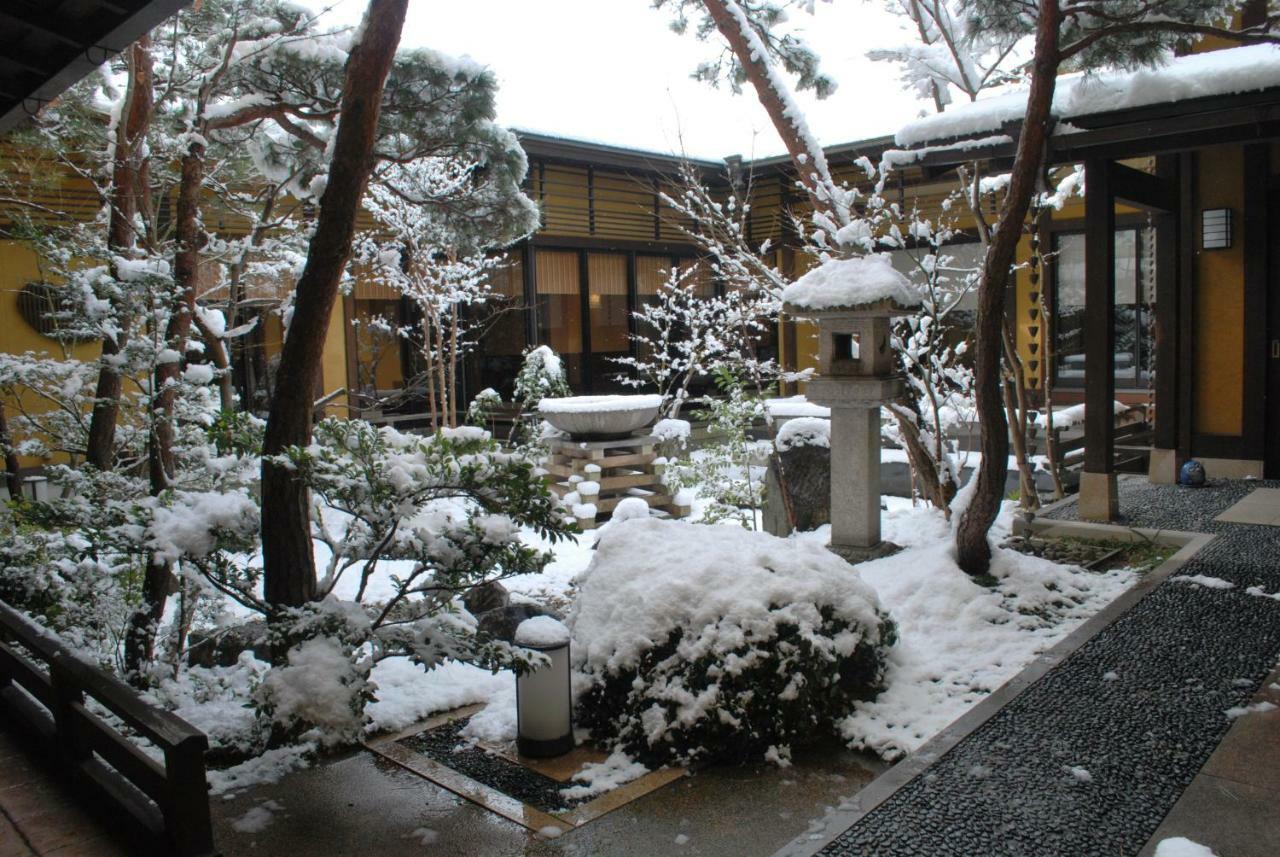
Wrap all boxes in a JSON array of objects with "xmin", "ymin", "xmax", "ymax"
[
  {"xmin": 514, "ymin": 345, "xmax": 570, "ymax": 408},
  {"xmin": 571, "ymin": 518, "xmax": 896, "ymax": 766},
  {"xmin": 466, "ymin": 387, "xmax": 503, "ymax": 429},
  {"xmin": 513, "ymin": 345, "xmax": 571, "ymax": 446},
  {"xmin": 256, "ymin": 601, "xmax": 374, "ymax": 748},
  {"xmin": 666, "ymin": 367, "xmax": 769, "ymax": 528}
]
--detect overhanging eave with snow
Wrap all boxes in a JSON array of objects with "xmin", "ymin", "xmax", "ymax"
[
  {"xmin": 881, "ymin": 45, "xmax": 1280, "ymax": 524},
  {"xmin": 887, "ymin": 45, "xmax": 1280, "ymax": 171}
]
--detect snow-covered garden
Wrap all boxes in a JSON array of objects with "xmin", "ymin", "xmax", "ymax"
[{"xmin": 4, "ymin": 2, "xmax": 1275, "ymax": 856}]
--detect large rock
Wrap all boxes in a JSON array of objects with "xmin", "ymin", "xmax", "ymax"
[
  {"xmin": 763, "ymin": 445, "xmax": 831, "ymax": 535},
  {"xmin": 463, "ymin": 581, "xmax": 510, "ymax": 617},
  {"xmin": 477, "ymin": 603, "xmax": 560, "ymax": 644},
  {"xmin": 187, "ymin": 620, "xmax": 271, "ymax": 668}
]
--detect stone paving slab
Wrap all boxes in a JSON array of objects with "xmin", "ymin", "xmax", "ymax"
[
  {"xmin": 212, "ymin": 740, "xmax": 884, "ymax": 857},
  {"xmin": 0, "ymin": 729, "xmax": 131, "ymax": 857},
  {"xmin": 800, "ymin": 479, "xmax": 1280, "ymax": 857},
  {"xmin": 1136, "ymin": 663, "xmax": 1280, "ymax": 857}
]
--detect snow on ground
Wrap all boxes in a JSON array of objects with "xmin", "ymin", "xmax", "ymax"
[
  {"xmin": 795, "ymin": 498, "xmax": 1138, "ymax": 761},
  {"xmin": 181, "ymin": 475, "xmax": 1139, "ymax": 793},
  {"xmin": 1154, "ymin": 838, "xmax": 1219, "ymax": 857}
]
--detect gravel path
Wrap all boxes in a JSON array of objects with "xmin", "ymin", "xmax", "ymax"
[{"xmin": 814, "ymin": 479, "xmax": 1280, "ymax": 857}]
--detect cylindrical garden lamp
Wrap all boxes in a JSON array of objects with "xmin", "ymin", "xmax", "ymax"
[{"xmin": 514, "ymin": 616, "xmax": 574, "ymax": 757}]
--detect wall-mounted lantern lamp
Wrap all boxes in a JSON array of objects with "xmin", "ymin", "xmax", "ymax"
[
  {"xmin": 1201, "ymin": 208, "xmax": 1233, "ymax": 250},
  {"xmin": 514, "ymin": 616, "xmax": 574, "ymax": 758}
]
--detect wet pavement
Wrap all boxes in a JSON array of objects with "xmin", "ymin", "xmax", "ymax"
[{"xmin": 211, "ymin": 740, "xmax": 883, "ymax": 857}]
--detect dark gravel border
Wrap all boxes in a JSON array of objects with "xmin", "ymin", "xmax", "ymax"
[
  {"xmin": 812, "ymin": 479, "xmax": 1280, "ymax": 857},
  {"xmin": 400, "ymin": 718, "xmax": 584, "ymax": 815}
]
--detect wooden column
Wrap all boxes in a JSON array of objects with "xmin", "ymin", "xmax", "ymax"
[
  {"xmin": 1150, "ymin": 156, "xmax": 1180, "ymax": 482},
  {"xmin": 1177, "ymin": 152, "xmax": 1196, "ymax": 462},
  {"xmin": 1242, "ymin": 144, "xmax": 1269, "ymax": 463},
  {"xmin": 521, "ymin": 240, "xmax": 538, "ymax": 347},
  {"xmin": 1081, "ymin": 159, "xmax": 1119, "ymax": 521}
]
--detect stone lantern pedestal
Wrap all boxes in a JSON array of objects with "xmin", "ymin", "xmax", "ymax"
[
  {"xmin": 782, "ymin": 254, "xmax": 923, "ymax": 564},
  {"xmin": 805, "ymin": 375, "xmax": 904, "ymax": 562}
]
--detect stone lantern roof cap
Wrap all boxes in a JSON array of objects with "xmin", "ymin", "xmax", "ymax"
[{"xmin": 782, "ymin": 254, "xmax": 922, "ymax": 317}]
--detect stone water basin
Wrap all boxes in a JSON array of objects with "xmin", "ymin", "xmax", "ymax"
[{"xmin": 537, "ymin": 394, "xmax": 663, "ymax": 439}]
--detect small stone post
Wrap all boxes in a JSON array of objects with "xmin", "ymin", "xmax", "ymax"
[{"xmin": 783, "ymin": 255, "xmax": 922, "ymax": 563}]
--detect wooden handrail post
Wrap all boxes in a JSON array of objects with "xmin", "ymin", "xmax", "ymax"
[
  {"xmin": 48, "ymin": 652, "xmax": 92, "ymax": 770},
  {"xmin": 163, "ymin": 734, "xmax": 215, "ymax": 857}
]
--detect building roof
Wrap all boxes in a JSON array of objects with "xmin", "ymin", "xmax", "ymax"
[
  {"xmin": 886, "ymin": 44, "xmax": 1280, "ymax": 168},
  {"xmin": 0, "ymin": 0, "xmax": 192, "ymax": 135}
]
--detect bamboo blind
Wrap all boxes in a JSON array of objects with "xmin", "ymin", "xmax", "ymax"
[
  {"xmin": 587, "ymin": 253, "xmax": 627, "ymax": 296},
  {"xmin": 536, "ymin": 249, "xmax": 580, "ymax": 295}
]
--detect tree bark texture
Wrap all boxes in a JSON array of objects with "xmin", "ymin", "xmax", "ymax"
[
  {"xmin": 700, "ymin": 0, "xmax": 828, "ymax": 201},
  {"xmin": 0, "ymin": 401, "xmax": 21, "ymax": 499},
  {"xmin": 260, "ymin": 0, "xmax": 409, "ymax": 609},
  {"xmin": 125, "ymin": 138, "xmax": 204, "ymax": 677},
  {"xmin": 954, "ymin": 0, "xmax": 1062, "ymax": 576},
  {"xmin": 86, "ymin": 40, "xmax": 153, "ymax": 471}
]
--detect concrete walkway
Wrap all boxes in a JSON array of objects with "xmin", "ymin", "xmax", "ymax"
[
  {"xmin": 210, "ymin": 741, "xmax": 882, "ymax": 857},
  {"xmin": 801, "ymin": 478, "xmax": 1280, "ymax": 857},
  {"xmin": 0, "ymin": 729, "xmax": 130, "ymax": 857}
]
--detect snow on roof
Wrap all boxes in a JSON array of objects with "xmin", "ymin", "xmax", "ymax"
[
  {"xmin": 895, "ymin": 45, "xmax": 1280, "ymax": 148},
  {"xmin": 782, "ymin": 254, "xmax": 923, "ymax": 312}
]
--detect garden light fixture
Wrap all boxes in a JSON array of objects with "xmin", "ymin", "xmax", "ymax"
[{"xmin": 514, "ymin": 616, "xmax": 574, "ymax": 757}]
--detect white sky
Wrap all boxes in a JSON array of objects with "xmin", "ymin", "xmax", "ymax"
[{"xmin": 310, "ymin": 0, "xmax": 932, "ymax": 161}]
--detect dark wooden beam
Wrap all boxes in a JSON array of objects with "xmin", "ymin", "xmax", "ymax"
[
  {"xmin": 521, "ymin": 240, "xmax": 537, "ymax": 347},
  {"xmin": 1152, "ymin": 156, "xmax": 1179, "ymax": 452},
  {"xmin": 578, "ymin": 249, "xmax": 592, "ymax": 390},
  {"xmin": 1111, "ymin": 161, "xmax": 1177, "ymax": 213},
  {"xmin": 1083, "ymin": 159, "xmax": 1116, "ymax": 475},
  {"xmin": 0, "ymin": 0, "xmax": 192, "ymax": 135},
  {"xmin": 1242, "ymin": 143, "xmax": 1269, "ymax": 461},
  {"xmin": 1177, "ymin": 152, "xmax": 1196, "ymax": 461},
  {"xmin": 529, "ymin": 233, "xmax": 698, "ymax": 257},
  {"xmin": 586, "ymin": 166, "xmax": 595, "ymax": 236}
]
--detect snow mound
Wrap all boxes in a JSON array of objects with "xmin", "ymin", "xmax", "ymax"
[
  {"xmin": 776, "ymin": 416, "xmax": 830, "ymax": 451},
  {"xmin": 653, "ymin": 418, "xmax": 691, "ymax": 443},
  {"xmin": 571, "ymin": 518, "xmax": 893, "ymax": 765},
  {"xmin": 1154, "ymin": 838, "xmax": 1219, "ymax": 857},
  {"xmin": 782, "ymin": 254, "xmax": 922, "ymax": 312},
  {"xmin": 610, "ymin": 497, "xmax": 651, "ymax": 522},
  {"xmin": 515, "ymin": 615, "xmax": 570, "ymax": 648}
]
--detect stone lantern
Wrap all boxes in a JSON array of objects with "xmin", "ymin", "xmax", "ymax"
[{"xmin": 782, "ymin": 255, "xmax": 922, "ymax": 562}]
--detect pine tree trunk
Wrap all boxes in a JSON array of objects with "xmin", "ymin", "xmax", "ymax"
[
  {"xmin": 194, "ymin": 310, "xmax": 236, "ymax": 412},
  {"xmin": 124, "ymin": 138, "xmax": 203, "ymax": 677},
  {"xmin": 954, "ymin": 0, "xmax": 1062, "ymax": 576},
  {"xmin": 700, "ymin": 0, "xmax": 828, "ymax": 201},
  {"xmin": 261, "ymin": 0, "xmax": 409, "ymax": 611},
  {"xmin": 0, "ymin": 401, "xmax": 21, "ymax": 499},
  {"xmin": 86, "ymin": 40, "xmax": 153, "ymax": 471}
]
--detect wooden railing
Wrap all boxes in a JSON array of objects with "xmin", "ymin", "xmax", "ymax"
[{"xmin": 0, "ymin": 599, "xmax": 217, "ymax": 857}]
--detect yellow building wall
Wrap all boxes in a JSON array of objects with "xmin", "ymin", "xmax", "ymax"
[
  {"xmin": 320, "ymin": 299, "xmax": 350, "ymax": 418},
  {"xmin": 1193, "ymin": 145, "xmax": 1245, "ymax": 436},
  {"xmin": 0, "ymin": 241, "xmax": 103, "ymax": 467}
]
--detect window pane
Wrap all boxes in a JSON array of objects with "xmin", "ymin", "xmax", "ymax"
[
  {"xmin": 535, "ymin": 250, "xmax": 584, "ymax": 389},
  {"xmin": 1052, "ymin": 228, "xmax": 1151, "ymax": 388},
  {"xmin": 474, "ymin": 252, "xmax": 527, "ymax": 399}
]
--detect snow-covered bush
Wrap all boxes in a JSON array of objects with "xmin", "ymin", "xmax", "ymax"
[
  {"xmin": 514, "ymin": 345, "xmax": 570, "ymax": 408},
  {"xmin": 571, "ymin": 518, "xmax": 896, "ymax": 766},
  {"xmin": 513, "ymin": 345, "xmax": 571, "ymax": 445},
  {"xmin": 666, "ymin": 366, "xmax": 769, "ymax": 528}
]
